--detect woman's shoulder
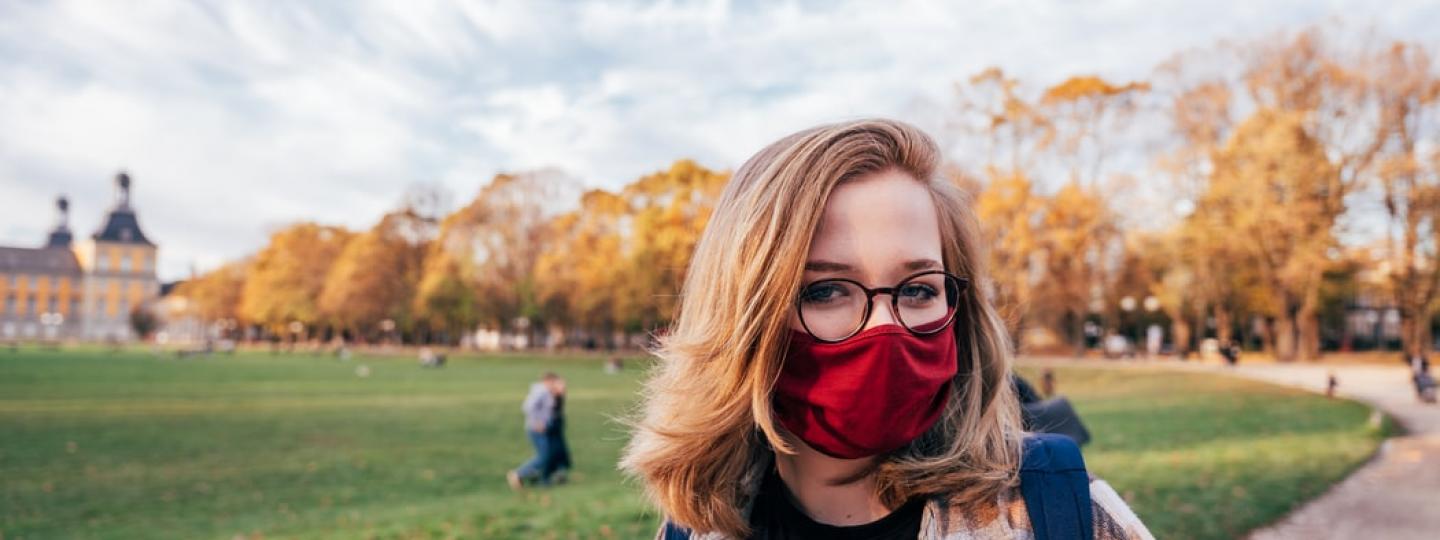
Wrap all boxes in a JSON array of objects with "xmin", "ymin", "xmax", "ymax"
[
  {"xmin": 1082, "ymin": 475, "xmax": 1156, "ymax": 540},
  {"xmin": 930, "ymin": 475, "xmax": 1154, "ymax": 540}
]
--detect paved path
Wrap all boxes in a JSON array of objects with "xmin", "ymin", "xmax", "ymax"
[{"xmin": 1213, "ymin": 363, "xmax": 1440, "ymax": 540}]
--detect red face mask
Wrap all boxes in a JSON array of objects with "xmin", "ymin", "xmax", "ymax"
[{"xmin": 772, "ymin": 322, "xmax": 958, "ymax": 459}]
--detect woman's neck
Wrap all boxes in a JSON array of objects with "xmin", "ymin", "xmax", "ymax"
[{"xmin": 773, "ymin": 440, "xmax": 891, "ymax": 526}]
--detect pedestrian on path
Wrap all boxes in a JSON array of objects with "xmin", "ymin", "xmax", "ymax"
[{"xmin": 1411, "ymin": 354, "xmax": 1436, "ymax": 403}]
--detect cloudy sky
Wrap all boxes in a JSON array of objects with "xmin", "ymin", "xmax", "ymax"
[{"xmin": 1, "ymin": 0, "xmax": 1437, "ymax": 281}]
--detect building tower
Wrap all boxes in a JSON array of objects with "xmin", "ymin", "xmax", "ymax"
[{"xmin": 76, "ymin": 172, "xmax": 160, "ymax": 340}]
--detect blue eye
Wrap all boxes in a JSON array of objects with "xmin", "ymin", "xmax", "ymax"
[
  {"xmin": 899, "ymin": 283, "xmax": 938, "ymax": 302},
  {"xmin": 800, "ymin": 282, "xmax": 849, "ymax": 304}
]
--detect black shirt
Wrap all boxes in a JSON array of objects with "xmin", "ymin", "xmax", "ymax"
[{"xmin": 746, "ymin": 468, "xmax": 924, "ymax": 540}]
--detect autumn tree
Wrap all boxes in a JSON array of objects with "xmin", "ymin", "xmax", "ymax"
[
  {"xmin": 953, "ymin": 68, "xmax": 1054, "ymax": 345},
  {"xmin": 414, "ymin": 170, "xmax": 579, "ymax": 342},
  {"xmin": 972, "ymin": 171, "xmax": 1045, "ymax": 343},
  {"xmin": 611, "ymin": 160, "xmax": 729, "ymax": 332},
  {"xmin": 1033, "ymin": 182, "xmax": 1119, "ymax": 355},
  {"xmin": 1148, "ymin": 50, "xmax": 1242, "ymax": 355},
  {"xmin": 534, "ymin": 189, "xmax": 629, "ymax": 342},
  {"xmin": 952, "ymin": 67, "xmax": 1053, "ymax": 173},
  {"xmin": 1198, "ymin": 109, "xmax": 1339, "ymax": 361},
  {"xmin": 240, "ymin": 223, "xmax": 353, "ymax": 338},
  {"xmin": 533, "ymin": 159, "xmax": 728, "ymax": 345},
  {"xmin": 174, "ymin": 260, "xmax": 249, "ymax": 326},
  {"xmin": 319, "ymin": 206, "xmax": 435, "ymax": 341},
  {"xmin": 1369, "ymin": 41, "xmax": 1440, "ymax": 358},
  {"xmin": 1040, "ymin": 75, "xmax": 1149, "ymax": 189}
]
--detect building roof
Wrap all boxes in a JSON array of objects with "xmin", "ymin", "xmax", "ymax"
[
  {"xmin": 46, "ymin": 227, "xmax": 73, "ymax": 248},
  {"xmin": 159, "ymin": 280, "xmax": 185, "ymax": 296},
  {"xmin": 0, "ymin": 247, "xmax": 83, "ymax": 275},
  {"xmin": 46, "ymin": 196, "xmax": 73, "ymax": 248},
  {"xmin": 91, "ymin": 172, "xmax": 155, "ymax": 246},
  {"xmin": 92, "ymin": 208, "xmax": 155, "ymax": 245}
]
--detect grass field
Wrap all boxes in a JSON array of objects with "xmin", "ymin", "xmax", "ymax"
[{"xmin": 0, "ymin": 348, "xmax": 1391, "ymax": 539}]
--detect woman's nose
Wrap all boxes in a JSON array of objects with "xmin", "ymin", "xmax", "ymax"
[{"xmin": 862, "ymin": 296, "xmax": 900, "ymax": 331}]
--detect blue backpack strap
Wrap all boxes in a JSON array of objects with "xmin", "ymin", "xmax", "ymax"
[
  {"xmin": 1020, "ymin": 433, "xmax": 1093, "ymax": 540},
  {"xmin": 659, "ymin": 519, "xmax": 692, "ymax": 540}
]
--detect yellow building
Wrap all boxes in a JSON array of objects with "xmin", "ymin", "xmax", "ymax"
[{"xmin": 0, "ymin": 172, "xmax": 159, "ymax": 341}]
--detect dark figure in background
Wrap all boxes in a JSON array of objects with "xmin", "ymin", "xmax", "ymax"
[
  {"xmin": 1410, "ymin": 354, "xmax": 1437, "ymax": 404},
  {"xmin": 1013, "ymin": 374, "xmax": 1044, "ymax": 404},
  {"xmin": 1012, "ymin": 373, "xmax": 1091, "ymax": 446},
  {"xmin": 1220, "ymin": 340, "xmax": 1241, "ymax": 367},
  {"xmin": 543, "ymin": 377, "xmax": 572, "ymax": 483},
  {"xmin": 418, "ymin": 347, "xmax": 446, "ymax": 368}
]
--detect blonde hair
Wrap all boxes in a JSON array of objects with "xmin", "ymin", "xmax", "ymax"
[{"xmin": 620, "ymin": 118, "xmax": 1023, "ymax": 537}]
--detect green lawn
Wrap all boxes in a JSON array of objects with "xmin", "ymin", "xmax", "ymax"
[{"xmin": 0, "ymin": 348, "xmax": 1389, "ymax": 539}]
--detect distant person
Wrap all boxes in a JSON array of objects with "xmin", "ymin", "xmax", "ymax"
[
  {"xmin": 1014, "ymin": 372, "xmax": 1092, "ymax": 447},
  {"xmin": 543, "ymin": 376, "xmax": 572, "ymax": 483},
  {"xmin": 621, "ymin": 120, "xmax": 1152, "ymax": 539},
  {"xmin": 604, "ymin": 356, "xmax": 623, "ymax": 374},
  {"xmin": 1103, "ymin": 332, "xmax": 1130, "ymax": 359},
  {"xmin": 1145, "ymin": 324, "xmax": 1163, "ymax": 357},
  {"xmin": 418, "ymin": 347, "xmax": 445, "ymax": 368},
  {"xmin": 1411, "ymin": 354, "xmax": 1436, "ymax": 403},
  {"xmin": 508, "ymin": 371, "xmax": 560, "ymax": 489},
  {"xmin": 1220, "ymin": 340, "xmax": 1240, "ymax": 367},
  {"xmin": 1410, "ymin": 353, "xmax": 1431, "ymax": 377}
]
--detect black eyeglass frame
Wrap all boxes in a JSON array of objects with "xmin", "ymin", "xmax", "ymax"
[{"xmin": 794, "ymin": 269, "xmax": 970, "ymax": 343}]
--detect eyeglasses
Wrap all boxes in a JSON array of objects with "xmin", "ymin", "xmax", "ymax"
[{"xmin": 795, "ymin": 270, "xmax": 968, "ymax": 343}]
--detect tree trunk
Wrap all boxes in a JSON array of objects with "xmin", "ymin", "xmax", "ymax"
[
  {"xmin": 1297, "ymin": 284, "xmax": 1322, "ymax": 361},
  {"xmin": 1419, "ymin": 317, "xmax": 1434, "ymax": 357},
  {"xmin": 1401, "ymin": 311, "xmax": 1418, "ymax": 358},
  {"xmin": 1072, "ymin": 310, "xmax": 1087, "ymax": 359},
  {"xmin": 1401, "ymin": 302, "xmax": 1434, "ymax": 359},
  {"xmin": 1275, "ymin": 314, "xmax": 1297, "ymax": 362},
  {"xmin": 1258, "ymin": 317, "xmax": 1274, "ymax": 356},
  {"xmin": 1416, "ymin": 316, "xmax": 1428, "ymax": 360},
  {"xmin": 1170, "ymin": 318, "xmax": 1192, "ymax": 359},
  {"xmin": 1298, "ymin": 309, "xmax": 1321, "ymax": 361},
  {"xmin": 1214, "ymin": 307, "xmax": 1233, "ymax": 345},
  {"xmin": 1399, "ymin": 295, "xmax": 1435, "ymax": 359}
]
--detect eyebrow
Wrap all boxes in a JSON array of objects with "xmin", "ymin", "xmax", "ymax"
[
  {"xmin": 904, "ymin": 259, "xmax": 944, "ymax": 271},
  {"xmin": 804, "ymin": 260, "xmax": 853, "ymax": 272},
  {"xmin": 803, "ymin": 258, "xmax": 942, "ymax": 273}
]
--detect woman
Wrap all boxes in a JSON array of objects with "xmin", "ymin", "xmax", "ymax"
[{"xmin": 621, "ymin": 119, "xmax": 1152, "ymax": 539}]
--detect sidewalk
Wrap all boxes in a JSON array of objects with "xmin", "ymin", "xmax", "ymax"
[{"xmin": 1191, "ymin": 363, "xmax": 1440, "ymax": 540}]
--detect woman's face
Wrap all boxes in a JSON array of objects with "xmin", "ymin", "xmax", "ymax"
[{"xmin": 790, "ymin": 169, "xmax": 944, "ymax": 334}]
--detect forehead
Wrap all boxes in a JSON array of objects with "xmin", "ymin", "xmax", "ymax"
[{"xmin": 807, "ymin": 169, "xmax": 942, "ymax": 274}]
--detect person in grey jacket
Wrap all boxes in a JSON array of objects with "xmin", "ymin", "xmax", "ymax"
[{"xmin": 507, "ymin": 371, "xmax": 560, "ymax": 489}]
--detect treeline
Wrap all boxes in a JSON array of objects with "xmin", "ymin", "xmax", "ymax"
[
  {"xmin": 176, "ymin": 161, "xmax": 727, "ymax": 348},
  {"xmin": 179, "ymin": 25, "xmax": 1440, "ymax": 360}
]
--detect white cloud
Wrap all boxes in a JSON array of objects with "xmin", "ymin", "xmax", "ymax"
[{"xmin": 1, "ymin": 0, "xmax": 1437, "ymax": 280}]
